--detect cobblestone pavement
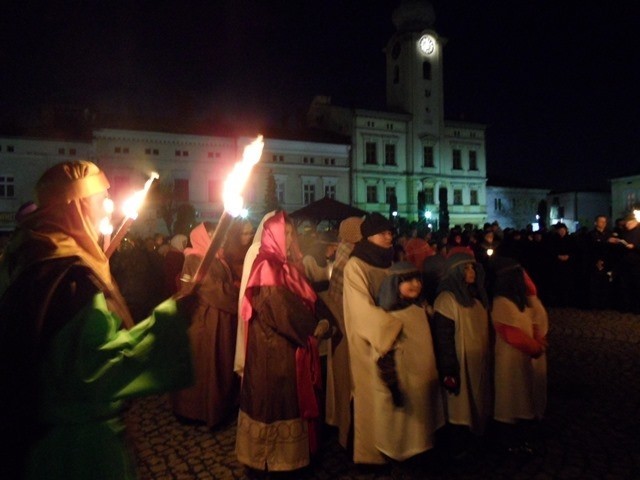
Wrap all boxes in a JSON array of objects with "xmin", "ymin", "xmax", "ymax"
[{"xmin": 124, "ymin": 308, "xmax": 640, "ymax": 479}]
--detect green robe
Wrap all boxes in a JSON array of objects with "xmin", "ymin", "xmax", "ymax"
[{"xmin": 0, "ymin": 259, "xmax": 193, "ymax": 480}]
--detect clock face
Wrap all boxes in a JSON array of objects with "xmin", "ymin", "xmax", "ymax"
[{"xmin": 418, "ymin": 35, "xmax": 435, "ymax": 55}]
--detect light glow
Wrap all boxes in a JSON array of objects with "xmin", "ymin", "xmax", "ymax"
[
  {"xmin": 121, "ymin": 172, "xmax": 159, "ymax": 220},
  {"xmin": 634, "ymin": 209, "xmax": 640, "ymax": 221},
  {"xmin": 222, "ymin": 135, "xmax": 264, "ymax": 217},
  {"xmin": 425, "ymin": 210, "xmax": 432, "ymax": 220}
]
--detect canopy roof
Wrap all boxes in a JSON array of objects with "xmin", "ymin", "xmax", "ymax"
[{"xmin": 288, "ymin": 196, "xmax": 367, "ymax": 227}]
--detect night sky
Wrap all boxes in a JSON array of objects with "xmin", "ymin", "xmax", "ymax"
[{"xmin": 1, "ymin": 1, "xmax": 636, "ymax": 191}]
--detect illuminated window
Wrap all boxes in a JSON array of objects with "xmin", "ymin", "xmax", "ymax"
[
  {"xmin": 365, "ymin": 142, "xmax": 377, "ymax": 165},
  {"xmin": 366, "ymin": 185, "xmax": 377, "ymax": 203},
  {"xmin": 0, "ymin": 175, "xmax": 15, "ymax": 198}
]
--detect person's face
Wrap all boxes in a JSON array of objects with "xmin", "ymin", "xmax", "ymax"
[
  {"xmin": 240, "ymin": 223, "xmax": 254, "ymax": 246},
  {"xmin": 463, "ymin": 262, "xmax": 476, "ymax": 284},
  {"xmin": 85, "ymin": 190, "xmax": 111, "ymax": 239},
  {"xmin": 399, "ymin": 277, "xmax": 422, "ymax": 299},
  {"xmin": 557, "ymin": 227, "xmax": 567, "ymax": 237},
  {"xmin": 484, "ymin": 232, "xmax": 494, "ymax": 243},
  {"xmin": 368, "ymin": 230, "xmax": 393, "ymax": 249},
  {"xmin": 626, "ymin": 220, "xmax": 638, "ymax": 231},
  {"xmin": 595, "ymin": 217, "xmax": 607, "ymax": 231},
  {"xmin": 285, "ymin": 222, "xmax": 294, "ymax": 252}
]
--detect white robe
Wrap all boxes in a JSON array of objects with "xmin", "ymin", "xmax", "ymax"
[
  {"xmin": 343, "ymin": 256, "xmax": 402, "ymax": 464},
  {"xmin": 492, "ymin": 295, "xmax": 548, "ymax": 423},
  {"xmin": 433, "ymin": 291, "xmax": 490, "ymax": 435},
  {"xmin": 374, "ymin": 305, "xmax": 445, "ymax": 461}
]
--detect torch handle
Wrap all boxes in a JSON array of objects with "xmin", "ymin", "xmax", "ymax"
[
  {"xmin": 179, "ymin": 212, "xmax": 234, "ymax": 295},
  {"xmin": 105, "ymin": 217, "xmax": 134, "ymax": 258}
]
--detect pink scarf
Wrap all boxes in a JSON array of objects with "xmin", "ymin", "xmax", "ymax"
[
  {"xmin": 184, "ymin": 223, "xmax": 211, "ymax": 258},
  {"xmin": 240, "ymin": 212, "xmax": 317, "ymax": 321}
]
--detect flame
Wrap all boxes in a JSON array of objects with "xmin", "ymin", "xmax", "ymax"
[
  {"xmin": 122, "ymin": 172, "xmax": 159, "ymax": 220},
  {"xmin": 222, "ymin": 135, "xmax": 264, "ymax": 217},
  {"xmin": 99, "ymin": 198, "xmax": 114, "ymax": 235}
]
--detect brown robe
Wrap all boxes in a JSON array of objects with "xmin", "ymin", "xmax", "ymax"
[
  {"xmin": 236, "ymin": 285, "xmax": 318, "ymax": 472},
  {"xmin": 172, "ymin": 254, "xmax": 239, "ymax": 427}
]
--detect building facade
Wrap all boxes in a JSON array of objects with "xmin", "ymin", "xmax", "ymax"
[
  {"xmin": 307, "ymin": 1, "xmax": 488, "ymax": 227},
  {"xmin": 610, "ymin": 174, "xmax": 640, "ymax": 220}
]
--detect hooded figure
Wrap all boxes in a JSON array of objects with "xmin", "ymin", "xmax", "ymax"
[
  {"xmin": 236, "ymin": 211, "xmax": 323, "ymax": 473},
  {"xmin": 372, "ymin": 262, "xmax": 444, "ymax": 461},
  {"xmin": 431, "ymin": 251, "xmax": 491, "ymax": 455},
  {"xmin": 0, "ymin": 160, "xmax": 192, "ymax": 480},
  {"xmin": 489, "ymin": 256, "xmax": 548, "ymax": 451}
]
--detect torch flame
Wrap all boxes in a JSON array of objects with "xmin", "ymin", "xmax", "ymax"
[
  {"xmin": 122, "ymin": 172, "xmax": 159, "ymax": 220},
  {"xmin": 222, "ymin": 135, "xmax": 264, "ymax": 217}
]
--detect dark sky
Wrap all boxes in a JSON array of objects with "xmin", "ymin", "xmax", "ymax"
[{"xmin": 1, "ymin": 1, "xmax": 637, "ymax": 191}]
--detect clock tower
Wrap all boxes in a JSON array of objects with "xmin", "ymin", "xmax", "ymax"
[{"xmin": 386, "ymin": 0, "xmax": 445, "ymax": 171}]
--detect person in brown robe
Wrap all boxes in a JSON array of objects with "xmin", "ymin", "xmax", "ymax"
[
  {"xmin": 236, "ymin": 211, "xmax": 325, "ymax": 473},
  {"xmin": 172, "ymin": 219, "xmax": 251, "ymax": 428}
]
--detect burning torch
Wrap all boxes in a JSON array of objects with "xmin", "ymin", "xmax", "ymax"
[
  {"xmin": 180, "ymin": 135, "xmax": 264, "ymax": 291},
  {"xmin": 104, "ymin": 172, "xmax": 159, "ymax": 258}
]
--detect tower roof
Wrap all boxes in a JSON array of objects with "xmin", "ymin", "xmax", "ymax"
[{"xmin": 392, "ymin": 0, "xmax": 435, "ymax": 32}]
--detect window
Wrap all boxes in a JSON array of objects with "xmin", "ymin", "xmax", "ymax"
[
  {"xmin": 7, "ymin": 145, "xmax": 14, "ymax": 152},
  {"xmin": 494, "ymin": 198, "xmax": 503, "ymax": 212},
  {"xmin": 58, "ymin": 148, "xmax": 65, "ymax": 155},
  {"xmin": 424, "ymin": 187, "xmax": 434, "ymax": 205},
  {"xmin": 365, "ymin": 142, "xmax": 377, "ymax": 165},
  {"xmin": 175, "ymin": 150, "xmax": 181, "ymax": 157},
  {"xmin": 422, "ymin": 61, "xmax": 431, "ymax": 80},
  {"xmin": 303, "ymin": 157, "xmax": 314, "ymax": 164},
  {"xmin": 469, "ymin": 150, "xmax": 478, "ymax": 170},
  {"xmin": 384, "ymin": 144, "xmax": 396, "ymax": 166},
  {"xmin": 385, "ymin": 186, "xmax": 396, "ymax": 204},
  {"xmin": 115, "ymin": 147, "xmax": 122, "ymax": 154},
  {"xmin": 470, "ymin": 190, "xmax": 479, "ymax": 205},
  {"xmin": 303, "ymin": 183, "xmax": 316, "ymax": 205},
  {"xmin": 276, "ymin": 182, "xmax": 286, "ymax": 204},
  {"xmin": 453, "ymin": 189, "xmax": 462, "ymax": 205},
  {"xmin": 145, "ymin": 148, "xmax": 151, "ymax": 155},
  {"xmin": 208, "ymin": 180, "xmax": 221, "ymax": 202},
  {"xmin": 153, "ymin": 149, "xmax": 159, "ymax": 155},
  {"xmin": 423, "ymin": 146, "xmax": 434, "ymax": 167},
  {"xmin": 393, "ymin": 66, "xmax": 399, "ymax": 84},
  {"xmin": 452, "ymin": 149, "xmax": 462, "ymax": 170},
  {"xmin": 324, "ymin": 185, "xmax": 336, "ymax": 199},
  {"xmin": 366, "ymin": 185, "xmax": 378, "ymax": 203},
  {"xmin": 0, "ymin": 175, "xmax": 15, "ymax": 198},
  {"xmin": 174, "ymin": 179, "xmax": 189, "ymax": 202},
  {"xmin": 209, "ymin": 152, "xmax": 214, "ymax": 158},
  {"xmin": 182, "ymin": 151, "xmax": 188, "ymax": 157}
]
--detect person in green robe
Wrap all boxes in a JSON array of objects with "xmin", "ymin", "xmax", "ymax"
[{"xmin": 0, "ymin": 160, "xmax": 194, "ymax": 480}]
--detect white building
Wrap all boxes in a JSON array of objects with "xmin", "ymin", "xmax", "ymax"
[
  {"xmin": 0, "ymin": 136, "xmax": 93, "ymax": 231},
  {"xmin": 486, "ymin": 184, "xmax": 549, "ymax": 230},
  {"xmin": 610, "ymin": 174, "xmax": 640, "ymax": 220},
  {"xmin": 547, "ymin": 191, "xmax": 610, "ymax": 232},
  {"xmin": 307, "ymin": 1, "xmax": 488, "ymax": 228}
]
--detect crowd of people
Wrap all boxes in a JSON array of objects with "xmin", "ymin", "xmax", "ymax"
[{"xmin": 1, "ymin": 160, "xmax": 639, "ymax": 479}]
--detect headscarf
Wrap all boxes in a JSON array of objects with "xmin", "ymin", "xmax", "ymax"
[
  {"xmin": 437, "ymin": 251, "xmax": 488, "ymax": 308},
  {"xmin": 0, "ymin": 160, "xmax": 132, "ymax": 325},
  {"xmin": 240, "ymin": 211, "xmax": 317, "ymax": 323},
  {"xmin": 377, "ymin": 261, "xmax": 422, "ymax": 311},
  {"xmin": 184, "ymin": 223, "xmax": 211, "ymax": 258},
  {"xmin": 487, "ymin": 256, "xmax": 527, "ymax": 312},
  {"xmin": 234, "ymin": 211, "xmax": 276, "ymax": 376}
]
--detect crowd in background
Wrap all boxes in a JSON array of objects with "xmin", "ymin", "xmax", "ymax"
[{"xmin": 2, "ymin": 161, "xmax": 639, "ymax": 480}]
